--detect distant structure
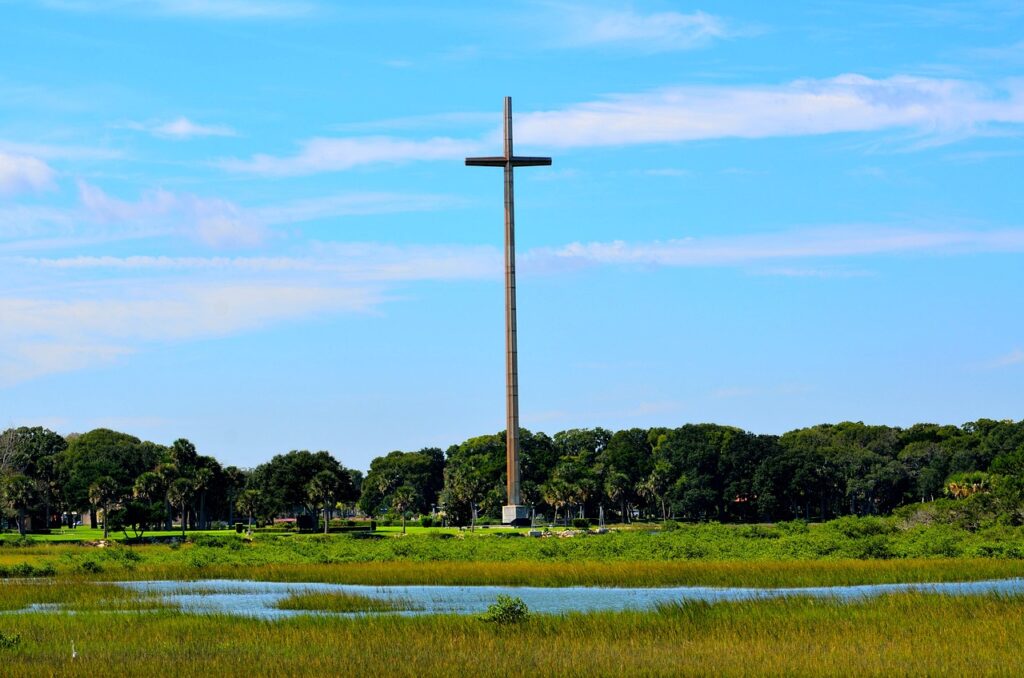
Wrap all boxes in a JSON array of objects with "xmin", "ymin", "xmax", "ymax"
[{"xmin": 466, "ymin": 97, "xmax": 551, "ymax": 525}]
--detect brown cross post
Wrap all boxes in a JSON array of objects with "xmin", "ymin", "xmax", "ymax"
[{"xmin": 466, "ymin": 96, "xmax": 551, "ymax": 525}]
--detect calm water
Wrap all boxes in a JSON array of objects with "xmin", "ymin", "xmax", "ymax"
[{"xmin": 114, "ymin": 578, "xmax": 1024, "ymax": 619}]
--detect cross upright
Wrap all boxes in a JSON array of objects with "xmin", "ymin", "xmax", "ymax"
[{"xmin": 466, "ymin": 96, "xmax": 551, "ymax": 525}]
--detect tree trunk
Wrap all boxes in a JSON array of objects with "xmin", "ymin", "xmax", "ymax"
[
  {"xmin": 17, "ymin": 508, "xmax": 25, "ymax": 536},
  {"xmin": 401, "ymin": 514, "xmax": 406, "ymax": 534},
  {"xmin": 200, "ymin": 494, "xmax": 207, "ymax": 531},
  {"xmin": 180, "ymin": 503, "xmax": 186, "ymax": 538},
  {"xmin": 165, "ymin": 499, "xmax": 172, "ymax": 531},
  {"xmin": 324, "ymin": 507, "xmax": 329, "ymax": 534},
  {"xmin": 102, "ymin": 503, "xmax": 109, "ymax": 539}
]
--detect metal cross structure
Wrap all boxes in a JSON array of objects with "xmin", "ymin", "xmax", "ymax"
[{"xmin": 466, "ymin": 96, "xmax": 551, "ymax": 525}]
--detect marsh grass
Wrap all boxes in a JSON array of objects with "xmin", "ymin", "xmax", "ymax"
[
  {"xmin": 0, "ymin": 579, "xmax": 170, "ymax": 612},
  {"xmin": 273, "ymin": 591, "xmax": 419, "ymax": 613},
  {"xmin": 2, "ymin": 594, "xmax": 1024, "ymax": 676},
  {"xmin": 5, "ymin": 526, "xmax": 1024, "ymax": 587}
]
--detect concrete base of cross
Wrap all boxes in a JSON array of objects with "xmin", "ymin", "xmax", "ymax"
[{"xmin": 502, "ymin": 504, "xmax": 531, "ymax": 526}]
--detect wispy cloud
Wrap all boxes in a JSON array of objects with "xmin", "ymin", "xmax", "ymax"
[
  {"xmin": 13, "ymin": 225, "xmax": 1024, "ymax": 279},
  {"xmin": 37, "ymin": 0, "xmax": 316, "ymax": 19},
  {"xmin": 77, "ymin": 181, "xmax": 263, "ymax": 247},
  {"xmin": 6, "ymin": 223, "xmax": 1024, "ymax": 385},
  {"xmin": 981, "ymin": 348, "xmax": 1024, "ymax": 370},
  {"xmin": 0, "ymin": 153, "xmax": 56, "ymax": 197},
  {"xmin": 229, "ymin": 74, "xmax": 1024, "ymax": 176},
  {"xmin": 123, "ymin": 116, "xmax": 237, "ymax": 139},
  {"xmin": 516, "ymin": 75, "xmax": 1024, "ymax": 149},
  {"xmin": 534, "ymin": 226, "xmax": 1024, "ymax": 268},
  {"xmin": 557, "ymin": 6, "xmax": 734, "ymax": 52},
  {"xmin": 221, "ymin": 136, "xmax": 482, "ymax": 177},
  {"xmin": 1, "ymin": 181, "xmax": 463, "ymax": 251},
  {"xmin": 0, "ymin": 282, "xmax": 378, "ymax": 385}
]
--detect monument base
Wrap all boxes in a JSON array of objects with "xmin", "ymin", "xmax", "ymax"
[{"xmin": 502, "ymin": 504, "xmax": 531, "ymax": 527}]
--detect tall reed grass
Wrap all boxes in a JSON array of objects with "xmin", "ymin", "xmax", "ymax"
[{"xmin": 2, "ymin": 593, "xmax": 1023, "ymax": 676}]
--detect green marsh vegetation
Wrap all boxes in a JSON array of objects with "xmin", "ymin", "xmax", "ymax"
[
  {"xmin": 273, "ymin": 590, "xmax": 418, "ymax": 613},
  {"xmin": 4, "ymin": 518, "xmax": 1024, "ymax": 587},
  {"xmin": 2, "ymin": 594, "xmax": 1024, "ymax": 676}
]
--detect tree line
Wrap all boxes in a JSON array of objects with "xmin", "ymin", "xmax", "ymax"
[{"xmin": 2, "ymin": 418, "xmax": 1023, "ymax": 534}]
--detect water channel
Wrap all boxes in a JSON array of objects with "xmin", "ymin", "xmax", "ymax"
[{"xmin": 113, "ymin": 578, "xmax": 1024, "ymax": 619}]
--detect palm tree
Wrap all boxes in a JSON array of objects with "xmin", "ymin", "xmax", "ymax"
[
  {"xmin": 166, "ymin": 478, "xmax": 193, "ymax": 538},
  {"xmin": 391, "ymin": 485, "xmax": 417, "ymax": 534},
  {"xmin": 2, "ymin": 475, "xmax": 36, "ymax": 536},
  {"xmin": 193, "ymin": 467, "xmax": 213, "ymax": 530},
  {"xmin": 236, "ymin": 489, "xmax": 262, "ymax": 531},
  {"xmin": 88, "ymin": 476, "xmax": 118, "ymax": 539},
  {"xmin": 306, "ymin": 471, "xmax": 338, "ymax": 534},
  {"xmin": 604, "ymin": 471, "xmax": 631, "ymax": 524},
  {"xmin": 154, "ymin": 463, "xmax": 178, "ymax": 530}
]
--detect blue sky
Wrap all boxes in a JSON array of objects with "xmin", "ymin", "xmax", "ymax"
[{"xmin": 1, "ymin": 0, "xmax": 1022, "ymax": 470}]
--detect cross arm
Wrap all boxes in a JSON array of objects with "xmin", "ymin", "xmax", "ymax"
[
  {"xmin": 510, "ymin": 156, "xmax": 552, "ymax": 167},
  {"xmin": 465, "ymin": 157, "xmax": 506, "ymax": 167}
]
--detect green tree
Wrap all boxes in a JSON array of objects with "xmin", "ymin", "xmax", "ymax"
[
  {"xmin": 2, "ymin": 475, "xmax": 36, "ymax": 535},
  {"xmin": 306, "ymin": 470, "xmax": 339, "ymax": 534},
  {"xmin": 167, "ymin": 477, "xmax": 193, "ymax": 538},
  {"xmin": 236, "ymin": 489, "xmax": 263, "ymax": 530},
  {"xmin": 390, "ymin": 485, "xmax": 418, "ymax": 534},
  {"xmin": 88, "ymin": 475, "xmax": 118, "ymax": 539},
  {"xmin": 193, "ymin": 467, "xmax": 214, "ymax": 530}
]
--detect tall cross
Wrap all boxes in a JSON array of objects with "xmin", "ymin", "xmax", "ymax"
[{"xmin": 466, "ymin": 97, "xmax": 551, "ymax": 522}]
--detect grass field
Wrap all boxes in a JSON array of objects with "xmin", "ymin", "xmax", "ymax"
[{"xmin": 1, "ymin": 593, "xmax": 1023, "ymax": 676}]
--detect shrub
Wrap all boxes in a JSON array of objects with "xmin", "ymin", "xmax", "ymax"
[
  {"xmin": 572, "ymin": 518, "xmax": 591, "ymax": 529},
  {"xmin": 77, "ymin": 559, "xmax": 104, "ymax": 574},
  {"xmin": 828, "ymin": 516, "xmax": 897, "ymax": 539},
  {"xmin": 775, "ymin": 519, "xmax": 810, "ymax": 535},
  {"xmin": 661, "ymin": 520, "xmax": 680, "ymax": 532},
  {"xmin": 481, "ymin": 595, "xmax": 530, "ymax": 625},
  {"xmin": 0, "ymin": 631, "xmax": 20, "ymax": 650},
  {"xmin": 419, "ymin": 516, "xmax": 434, "ymax": 528}
]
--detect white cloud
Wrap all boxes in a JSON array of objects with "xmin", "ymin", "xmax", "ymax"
[
  {"xmin": 222, "ymin": 136, "xmax": 483, "ymax": 177},
  {"xmin": 133, "ymin": 117, "xmax": 237, "ymax": 139},
  {"xmin": 535, "ymin": 226, "xmax": 1024, "ymax": 268},
  {"xmin": 77, "ymin": 181, "xmax": 263, "ymax": 247},
  {"xmin": 0, "ymin": 282, "xmax": 380, "ymax": 385},
  {"xmin": 983, "ymin": 348, "xmax": 1024, "ymax": 369},
  {"xmin": 515, "ymin": 75, "xmax": 1024, "ymax": 149},
  {"xmin": 558, "ymin": 7, "xmax": 731, "ymax": 51},
  {"xmin": 14, "ymin": 225, "xmax": 1024, "ymax": 281},
  {"xmin": 227, "ymin": 75, "xmax": 1024, "ymax": 177},
  {"xmin": 1, "ymin": 181, "xmax": 464, "ymax": 252},
  {"xmin": 0, "ymin": 153, "xmax": 56, "ymax": 197},
  {"xmin": 13, "ymin": 243, "xmax": 502, "ymax": 282},
  {"xmin": 38, "ymin": 0, "xmax": 316, "ymax": 19}
]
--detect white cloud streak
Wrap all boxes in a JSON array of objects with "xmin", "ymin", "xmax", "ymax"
[
  {"xmin": 558, "ymin": 7, "xmax": 732, "ymax": 51},
  {"xmin": 535, "ymin": 227, "xmax": 1024, "ymax": 268},
  {"xmin": 5, "ymin": 224, "xmax": 1024, "ymax": 385},
  {"xmin": 221, "ymin": 136, "xmax": 482, "ymax": 177},
  {"xmin": 125, "ymin": 116, "xmax": 237, "ymax": 139},
  {"xmin": 225, "ymin": 75, "xmax": 1024, "ymax": 176},
  {"xmin": 1, "ymin": 181, "xmax": 462, "ymax": 251},
  {"xmin": 0, "ymin": 282, "xmax": 380, "ymax": 385},
  {"xmin": 0, "ymin": 153, "xmax": 56, "ymax": 197},
  {"xmin": 516, "ymin": 75, "xmax": 1024, "ymax": 149}
]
